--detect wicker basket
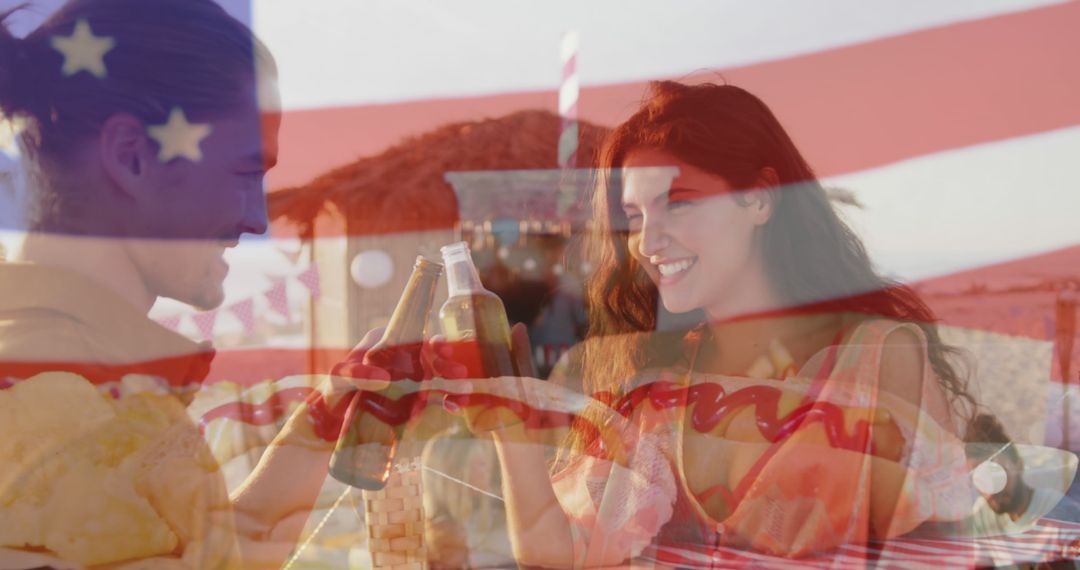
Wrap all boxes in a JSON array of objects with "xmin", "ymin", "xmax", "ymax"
[{"xmin": 362, "ymin": 457, "xmax": 429, "ymax": 570}]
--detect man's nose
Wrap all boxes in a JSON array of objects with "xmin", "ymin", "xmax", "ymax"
[{"xmin": 240, "ymin": 190, "xmax": 269, "ymax": 236}]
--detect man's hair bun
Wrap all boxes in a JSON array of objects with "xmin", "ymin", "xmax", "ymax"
[
  {"xmin": 0, "ymin": 7, "xmax": 30, "ymax": 120},
  {"xmin": 0, "ymin": 6, "xmax": 52, "ymax": 125}
]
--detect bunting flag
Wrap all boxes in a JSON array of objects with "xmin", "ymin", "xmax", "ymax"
[
  {"xmin": 156, "ymin": 315, "xmax": 182, "ymax": 333},
  {"xmin": 264, "ymin": 279, "xmax": 291, "ymax": 322},
  {"xmin": 150, "ymin": 265, "xmax": 316, "ymax": 341},
  {"xmin": 229, "ymin": 298, "xmax": 257, "ymax": 337},
  {"xmin": 295, "ymin": 263, "xmax": 321, "ymax": 300},
  {"xmin": 275, "ymin": 242, "xmax": 304, "ymax": 266},
  {"xmin": 191, "ymin": 310, "xmax": 218, "ymax": 342}
]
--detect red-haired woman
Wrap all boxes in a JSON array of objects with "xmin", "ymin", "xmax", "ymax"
[{"xmin": 475, "ymin": 81, "xmax": 980, "ymax": 568}]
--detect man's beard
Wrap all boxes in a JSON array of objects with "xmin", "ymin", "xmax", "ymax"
[
  {"xmin": 989, "ymin": 484, "xmax": 1031, "ymax": 516},
  {"xmin": 139, "ymin": 245, "xmax": 227, "ymax": 312},
  {"xmin": 188, "ymin": 280, "xmax": 226, "ymax": 312},
  {"xmin": 167, "ymin": 259, "xmax": 226, "ymax": 312},
  {"xmin": 1002, "ymin": 483, "xmax": 1033, "ymax": 517}
]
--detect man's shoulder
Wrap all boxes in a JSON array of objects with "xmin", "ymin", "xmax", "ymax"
[{"xmin": 0, "ymin": 308, "xmax": 106, "ymax": 364}]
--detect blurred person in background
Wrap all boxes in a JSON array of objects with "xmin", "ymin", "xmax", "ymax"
[{"xmin": 965, "ymin": 413, "xmax": 1080, "ymax": 535}]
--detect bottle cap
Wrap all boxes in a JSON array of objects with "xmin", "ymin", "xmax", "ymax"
[
  {"xmin": 440, "ymin": 242, "xmax": 471, "ymax": 265},
  {"xmin": 414, "ymin": 255, "xmax": 443, "ymax": 274}
]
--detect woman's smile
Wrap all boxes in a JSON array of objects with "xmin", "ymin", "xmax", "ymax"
[{"xmin": 654, "ymin": 256, "xmax": 698, "ymax": 285}]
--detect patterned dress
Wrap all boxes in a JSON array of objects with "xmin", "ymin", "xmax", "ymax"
[{"xmin": 550, "ymin": 319, "xmax": 975, "ymax": 568}]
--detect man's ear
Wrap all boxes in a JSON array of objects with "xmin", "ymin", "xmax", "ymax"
[
  {"xmin": 748, "ymin": 167, "xmax": 780, "ymax": 225},
  {"xmin": 99, "ymin": 113, "xmax": 154, "ymax": 199}
]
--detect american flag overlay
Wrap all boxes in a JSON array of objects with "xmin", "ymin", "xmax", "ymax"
[{"xmin": 1, "ymin": 1, "xmax": 1078, "ymax": 568}]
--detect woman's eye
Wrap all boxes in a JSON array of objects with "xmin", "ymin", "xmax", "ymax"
[{"xmin": 668, "ymin": 199, "xmax": 692, "ymax": 211}]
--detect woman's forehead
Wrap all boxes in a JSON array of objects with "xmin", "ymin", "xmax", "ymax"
[
  {"xmin": 621, "ymin": 165, "xmax": 681, "ymax": 206},
  {"xmin": 622, "ymin": 147, "xmax": 741, "ymax": 206}
]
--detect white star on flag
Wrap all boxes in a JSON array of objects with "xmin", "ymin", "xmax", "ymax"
[
  {"xmin": 50, "ymin": 19, "xmax": 114, "ymax": 79},
  {"xmin": 147, "ymin": 107, "xmax": 212, "ymax": 163}
]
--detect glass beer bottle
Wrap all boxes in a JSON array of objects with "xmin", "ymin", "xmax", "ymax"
[
  {"xmin": 439, "ymin": 241, "xmax": 519, "ymax": 379},
  {"xmin": 328, "ymin": 256, "xmax": 442, "ymax": 490}
]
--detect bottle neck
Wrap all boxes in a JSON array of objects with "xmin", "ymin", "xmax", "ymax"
[
  {"xmin": 382, "ymin": 265, "xmax": 441, "ymax": 346},
  {"xmin": 445, "ymin": 258, "xmax": 486, "ymax": 298}
]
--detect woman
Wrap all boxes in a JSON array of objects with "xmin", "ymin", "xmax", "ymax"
[{"xmin": 466, "ymin": 81, "xmax": 981, "ymax": 568}]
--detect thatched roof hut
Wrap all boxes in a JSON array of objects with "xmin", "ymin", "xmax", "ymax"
[
  {"xmin": 265, "ymin": 110, "xmax": 609, "ymax": 365},
  {"xmin": 268, "ymin": 110, "xmax": 608, "ymax": 239}
]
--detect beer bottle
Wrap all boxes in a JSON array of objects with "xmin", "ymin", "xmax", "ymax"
[
  {"xmin": 329, "ymin": 256, "xmax": 442, "ymax": 490},
  {"xmin": 439, "ymin": 241, "xmax": 518, "ymax": 378}
]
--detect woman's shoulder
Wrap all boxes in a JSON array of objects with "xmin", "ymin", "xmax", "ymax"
[
  {"xmin": 841, "ymin": 317, "xmax": 928, "ymax": 350},
  {"xmin": 831, "ymin": 317, "xmax": 933, "ymax": 387}
]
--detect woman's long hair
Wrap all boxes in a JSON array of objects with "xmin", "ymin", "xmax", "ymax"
[{"xmin": 564, "ymin": 80, "xmax": 973, "ymax": 459}]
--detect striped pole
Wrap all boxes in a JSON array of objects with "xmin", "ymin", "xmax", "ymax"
[{"xmin": 558, "ymin": 31, "xmax": 579, "ymax": 170}]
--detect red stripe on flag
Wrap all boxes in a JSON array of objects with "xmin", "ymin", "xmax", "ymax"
[
  {"xmin": 917, "ymin": 244, "xmax": 1080, "ymax": 344},
  {"xmin": 265, "ymin": 1, "xmax": 1080, "ymax": 209},
  {"xmin": 0, "ymin": 347, "xmax": 349, "ymax": 390},
  {"xmin": 203, "ymin": 347, "xmax": 349, "ymax": 386}
]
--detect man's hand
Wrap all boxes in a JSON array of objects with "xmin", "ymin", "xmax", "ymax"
[
  {"xmin": 326, "ymin": 328, "xmax": 392, "ymax": 403},
  {"xmin": 421, "ymin": 336, "xmax": 469, "ymax": 380}
]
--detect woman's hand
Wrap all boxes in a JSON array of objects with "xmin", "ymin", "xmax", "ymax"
[
  {"xmin": 510, "ymin": 322, "xmax": 539, "ymax": 379},
  {"xmin": 328, "ymin": 326, "xmax": 478, "ymax": 392},
  {"xmin": 425, "ymin": 514, "xmax": 470, "ymax": 569},
  {"xmin": 434, "ymin": 323, "xmax": 540, "ymax": 433}
]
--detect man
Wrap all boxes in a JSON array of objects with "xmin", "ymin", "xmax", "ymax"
[{"xmin": 0, "ymin": 1, "xmax": 385, "ymax": 567}]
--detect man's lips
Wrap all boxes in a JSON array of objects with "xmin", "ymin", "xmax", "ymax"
[{"xmin": 213, "ymin": 254, "xmax": 230, "ymax": 277}]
